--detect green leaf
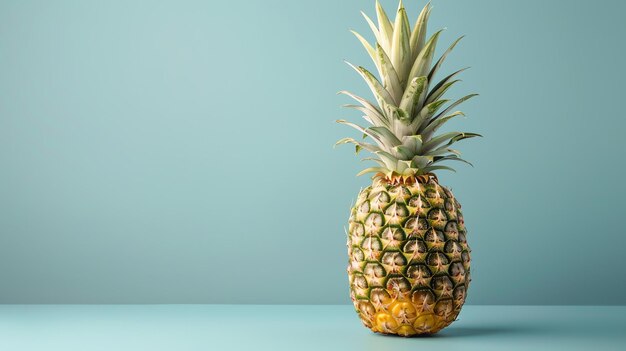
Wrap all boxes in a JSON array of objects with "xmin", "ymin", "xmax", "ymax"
[
  {"xmin": 350, "ymin": 30, "xmax": 382, "ymax": 78},
  {"xmin": 421, "ymin": 132, "xmax": 482, "ymax": 152},
  {"xmin": 401, "ymin": 135, "xmax": 423, "ymax": 153},
  {"xmin": 338, "ymin": 90, "xmax": 390, "ymax": 127},
  {"xmin": 425, "ymin": 79, "xmax": 461, "ymax": 105},
  {"xmin": 341, "ymin": 104, "xmax": 385, "ymax": 126},
  {"xmin": 432, "ymin": 155, "xmax": 474, "ymax": 167},
  {"xmin": 395, "ymin": 108, "xmax": 409, "ymax": 122},
  {"xmin": 422, "ymin": 165, "xmax": 457, "ymax": 173},
  {"xmin": 392, "ymin": 145, "xmax": 414, "ymax": 159},
  {"xmin": 375, "ymin": 0, "xmax": 394, "ymax": 53},
  {"xmin": 420, "ymin": 111, "xmax": 465, "ymax": 137},
  {"xmin": 398, "ymin": 76, "xmax": 428, "ymax": 123},
  {"xmin": 369, "ymin": 126, "xmax": 402, "ymax": 147},
  {"xmin": 421, "ymin": 94, "xmax": 478, "ymax": 134},
  {"xmin": 412, "ymin": 99, "xmax": 449, "ymax": 130},
  {"xmin": 407, "ymin": 29, "xmax": 443, "ymax": 83},
  {"xmin": 409, "ymin": 2, "xmax": 432, "ymax": 62},
  {"xmin": 425, "ymin": 99, "xmax": 450, "ymax": 115},
  {"xmin": 391, "ymin": 3, "xmax": 411, "ymax": 82},
  {"xmin": 356, "ymin": 167, "xmax": 389, "ymax": 177},
  {"xmin": 361, "ymin": 157, "xmax": 386, "ymax": 167},
  {"xmin": 361, "ymin": 11, "xmax": 382, "ymax": 46},
  {"xmin": 334, "ymin": 137, "xmax": 383, "ymax": 154},
  {"xmin": 375, "ymin": 150, "xmax": 400, "ymax": 170},
  {"xmin": 426, "ymin": 67, "xmax": 469, "ymax": 104},
  {"xmin": 428, "ymin": 36, "xmax": 464, "ymax": 82},
  {"xmin": 396, "ymin": 159, "xmax": 413, "ymax": 173},
  {"xmin": 376, "ymin": 44, "xmax": 402, "ymax": 103},
  {"xmin": 345, "ymin": 62, "xmax": 395, "ymax": 113},
  {"xmin": 336, "ymin": 119, "xmax": 386, "ymax": 149},
  {"xmin": 423, "ymin": 147, "xmax": 461, "ymax": 157},
  {"xmin": 412, "ymin": 155, "xmax": 434, "ymax": 168},
  {"xmin": 337, "ymin": 120, "xmax": 402, "ymax": 152},
  {"xmin": 421, "ymin": 132, "xmax": 462, "ymax": 151}
]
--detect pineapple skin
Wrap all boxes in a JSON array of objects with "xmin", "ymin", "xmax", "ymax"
[{"xmin": 347, "ymin": 176, "xmax": 471, "ymax": 336}]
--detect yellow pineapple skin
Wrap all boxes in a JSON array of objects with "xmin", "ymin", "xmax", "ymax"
[{"xmin": 347, "ymin": 176, "xmax": 471, "ymax": 336}]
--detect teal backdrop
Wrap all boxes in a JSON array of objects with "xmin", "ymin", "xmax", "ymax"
[{"xmin": 1, "ymin": 0, "xmax": 625, "ymax": 305}]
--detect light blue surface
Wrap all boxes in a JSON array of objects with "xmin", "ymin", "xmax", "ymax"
[
  {"xmin": 1, "ymin": 0, "xmax": 626, "ymax": 304},
  {"xmin": 1, "ymin": 305, "xmax": 625, "ymax": 351}
]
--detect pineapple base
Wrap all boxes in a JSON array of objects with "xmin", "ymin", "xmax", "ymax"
[
  {"xmin": 355, "ymin": 297, "xmax": 459, "ymax": 336},
  {"xmin": 347, "ymin": 176, "xmax": 470, "ymax": 336}
]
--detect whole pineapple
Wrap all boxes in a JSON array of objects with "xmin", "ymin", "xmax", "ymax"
[{"xmin": 337, "ymin": 0, "xmax": 479, "ymax": 336}]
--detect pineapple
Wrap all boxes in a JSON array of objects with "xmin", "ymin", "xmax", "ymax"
[{"xmin": 337, "ymin": 0, "xmax": 479, "ymax": 336}]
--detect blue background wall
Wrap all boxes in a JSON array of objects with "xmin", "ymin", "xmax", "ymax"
[{"xmin": 1, "ymin": 0, "xmax": 625, "ymax": 304}]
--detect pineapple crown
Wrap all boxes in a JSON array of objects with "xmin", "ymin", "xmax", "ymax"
[{"xmin": 336, "ymin": 0, "xmax": 480, "ymax": 181}]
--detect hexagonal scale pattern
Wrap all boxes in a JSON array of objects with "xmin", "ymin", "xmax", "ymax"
[{"xmin": 347, "ymin": 177, "xmax": 471, "ymax": 336}]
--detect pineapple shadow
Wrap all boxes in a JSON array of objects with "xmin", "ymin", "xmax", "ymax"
[
  {"xmin": 437, "ymin": 325, "xmax": 546, "ymax": 338},
  {"xmin": 368, "ymin": 325, "xmax": 545, "ymax": 338}
]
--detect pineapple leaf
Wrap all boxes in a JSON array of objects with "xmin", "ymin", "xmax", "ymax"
[
  {"xmin": 407, "ymin": 29, "xmax": 443, "ymax": 84},
  {"xmin": 335, "ymin": 137, "xmax": 383, "ymax": 154},
  {"xmin": 343, "ymin": 104, "xmax": 373, "ymax": 125},
  {"xmin": 336, "ymin": 119, "xmax": 386, "ymax": 149},
  {"xmin": 399, "ymin": 76, "xmax": 428, "ymax": 124},
  {"xmin": 376, "ymin": 44, "xmax": 402, "ymax": 103},
  {"xmin": 345, "ymin": 62, "xmax": 395, "ymax": 112},
  {"xmin": 342, "ymin": 104, "xmax": 388, "ymax": 127},
  {"xmin": 361, "ymin": 11, "xmax": 382, "ymax": 45},
  {"xmin": 428, "ymin": 36, "xmax": 464, "ymax": 82},
  {"xmin": 426, "ymin": 67, "xmax": 469, "ymax": 104},
  {"xmin": 375, "ymin": 150, "xmax": 400, "ymax": 170},
  {"xmin": 396, "ymin": 159, "xmax": 412, "ymax": 173},
  {"xmin": 337, "ymin": 120, "xmax": 401, "ymax": 151},
  {"xmin": 338, "ymin": 90, "xmax": 390, "ymax": 127},
  {"xmin": 412, "ymin": 155, "xmax": 434, "ymax": 168},
  {"xmin": 424, "ymin": 147, "xmax": 462, "ymax": 157},
  {"xmin": 422, "ymin": 165, "xmax": 457, "ymax": 173},
  {"xmin": 338, "ymin": 2, "xmax": 479, "ymax": 178},
  {"xmin": 360, "ymin": 157, "xmax": 386, "ymax": 167},
  {"xmin": 426, "ymin": 79, "xmax": 461, "ymax": 105},
  {"xmin": 401, "ymin": 135, "xmax": 423, "ymax": 153},
  {"xmin": 432, "ymin": 155, "xmax": 474, "ymax": 167},
  {"xmin": 375, "ymin": 0, "xmax": 394, "ymax": 53},
  {"xmin": 421, "ymin": 94, "xmax": 478, "ymax": 134},
  {"xmin": 350, "ymin": 30, "xmax": 382, "ymax": 78},
  {"xmin": 421, "ymin": 111, "xmax": 466, "ymax": 137},
  {"xmin": 391, "ymin": 3, "xmax": 411, "ymax": 82},
  {"xmin": 369, "ymin": 126, "xmax": 403, "ymax": 146},
  {"xmin": 356, "ymin": 167, "xmax": 389, "ymax": 177},
  {"xmin": 409, "ymin": 2, "xmax": 432, "ymax": 62},
  {"xmin": 412, "ymin": 99, "xmax": 450, "ymax": 129},
  {"xmin": 392, "ymin": 145, "xmax": 414, "ymax": 159},
  {"xmin": 425, "ymin": 99, "xmax": 450, "ymax": 115},
  {"xmin": 421, "ymin": 132, "xmax": 482, "ymax": 152}
]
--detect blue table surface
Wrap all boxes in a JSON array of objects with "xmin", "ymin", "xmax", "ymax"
[{"xmin": 0, "ymin": 305, "xmax": 624, "ymax": 351}]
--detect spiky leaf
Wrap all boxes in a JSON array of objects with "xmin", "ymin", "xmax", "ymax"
[
  {"xmin": 426, "ymin": 79, "xmax": 461, "ymax": 105},
  {"xmin": 376, "ymin": 44, "xmax": 402, "ymax": 103},
  {"xmin": 398, "ymin": 76, "xmax": 428, "ymax": 123},
  {"xmin": 409, "ymin": 2, "xmax": 432, "ymax": 62},
  {"xmin": 407, "ymin": 29, "xmax": 443, "ymax": 83},
  {"xmin": 345, "ymin": 62, "xmax": 395, "ymax": 114},
  {"xmin": 421, "ymin": 132, "xmax": 482, "ymax": 152},
  {"xmin": 375, "ymin": 0, "xmax": 394, "ymax": 53},
  {"xmin": 350, "ymin": 30, "xmax": 382, "ymax": 78},
  {"xmin": 338, "ymin": 1, "xmax": 479, "ymax": 178},
  {"xmin": 391, "ymin": 3, "xmax": 412, "ymax": 82},
  {"xmin": 428, "ymin": 36, "xmax": 464, "ymax": 82},
  {"xmin": 420, "ymin": 94, "xmax": 478, "ymax": 134},
  {"xmin": 338, "ymin": 90, "xmax": 390, "ymax": 127},
  {"xmin": 420, "ymin": 111, "xmax": 465, "ymax": 137}
]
